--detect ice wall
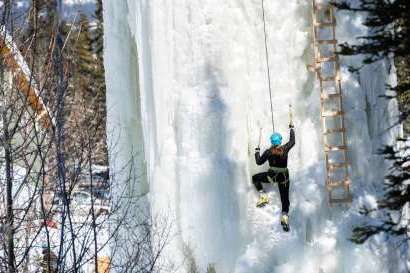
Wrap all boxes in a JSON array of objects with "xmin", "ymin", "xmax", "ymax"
[
  {"xmin": 103, "ymin": 1, "xmax": 151, "ymax": 268},
  {"xmin": 104, "ymin": 0, "xmax": 402, "ymax": 272}
]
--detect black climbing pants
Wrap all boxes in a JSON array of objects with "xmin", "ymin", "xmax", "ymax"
[{"xmin": 252, "ymin": 170, "xmax": 290, "ymax": 214}]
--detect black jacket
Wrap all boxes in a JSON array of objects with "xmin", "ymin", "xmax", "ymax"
[{"xmin": 255, "ymin": 128, "xmax": 295, "ymax": 168}]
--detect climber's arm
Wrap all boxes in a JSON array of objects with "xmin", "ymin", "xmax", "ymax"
[
  {"xmin": 255, "ymin": 148, "xmax": 270, "ymax": 165},
  {"xmin": 283, "ymin": 127, "xmax": 295, "ymax": 153}
]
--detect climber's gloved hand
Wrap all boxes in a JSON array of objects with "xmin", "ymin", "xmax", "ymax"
[
  {"xmin": 255, "ymin": 147, "xmax": 260, "ymax": 152},
  {"xmin": 289, "ymin": 123, "xmax": 294, "ymax": 129}
]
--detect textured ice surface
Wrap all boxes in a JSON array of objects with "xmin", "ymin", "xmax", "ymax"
[{"xmin": 104, "ymin": 0, "xmax": 403, "ymax": 272}]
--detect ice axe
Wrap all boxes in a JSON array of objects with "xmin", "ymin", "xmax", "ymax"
[
  {"xmin": 289, "ymin": 104, "xmax": 294, "ymax": 128},
  {"xmin": 258, "ymin": 127, "xmax": 263, "ymax": 149}
]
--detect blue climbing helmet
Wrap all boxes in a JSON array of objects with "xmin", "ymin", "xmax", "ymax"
[{"xmin": 270, "ymin": 133, "xmax": 282, "ymax": 146}]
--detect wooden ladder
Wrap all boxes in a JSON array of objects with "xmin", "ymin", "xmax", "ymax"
[{"xmin": 308, "ymin": 0, "xmax": 352, "ymax": 205}]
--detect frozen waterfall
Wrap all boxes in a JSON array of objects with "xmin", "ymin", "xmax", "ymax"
[{"xmin": 103, "ymin": 0, "xmax": 402, "ymax": 272}]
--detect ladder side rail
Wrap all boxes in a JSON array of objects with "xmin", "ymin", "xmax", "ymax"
[
  {"xmin": 328, "ymin": 5, "xmax": 350, "ymax": 190},
  {"xmin": 319, "ymin": 78, "xmax": 331, "ymax": 182},
  {"xmin": 315, "ymin": 4, "xmax": 335, "ymax": 187},
  {"xmin": 331, "ymin": 9, "xmax": 350, "ymax": 185},
  {"xmin": 327, "ymin": 20, "xmax": 350, "ymax": 200},
  {"xmin": 311, "ymin": 2, "xmax": 352, "ymax": 204},
  {"xmin": 312, "ymin": 7, "xmax": 321, "ymax": 75}
]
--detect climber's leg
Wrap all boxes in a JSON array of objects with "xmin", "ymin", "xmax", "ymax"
[
  {"xmin": 252, "ymin": 172, "xmax": 270, "ymax": 191},
  {"xmin": 277, "ymin": 176, "xmax": 290, "ymax": 214},
  {"xmin": 277, "ymin": 173, "xmax": 290, "ymax": 232},
  {"xmin": 252, "ymin": 172, "xmax": 270, "ymax": 207}
]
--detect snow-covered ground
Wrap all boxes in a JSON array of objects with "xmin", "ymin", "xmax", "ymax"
[{"xmin": 104, "ymin": 0, "xmax": 403, "ymax": 273}]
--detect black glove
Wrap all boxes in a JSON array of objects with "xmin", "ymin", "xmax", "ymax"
[
  {"xmin": 289, "ymin": 123, "xmax": 294, "ymax": 129},
  {"xmin": 255, "ymin": 147, "xmax": 260, "ymax": 152}
]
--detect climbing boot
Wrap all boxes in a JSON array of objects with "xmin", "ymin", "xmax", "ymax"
[
  {"xmin": 256, "ymin": 193, "xmax": 269, "ymax": 208},
  {"xmin": 280, "ymin": 214, "xmax": 290, "ymax": 232}
]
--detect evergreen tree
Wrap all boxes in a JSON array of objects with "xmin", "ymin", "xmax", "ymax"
[
  {"xmin": 90, "ymin": 0, "xmax": 108, "ymax": 165},
  {"xmin": 65, "ymin": 13, "xmax": 107, "ymax": 165},
  {"xmin": 90, "ymin": 0, "xmax": 107, "ymax": 128},
  {"xmin": 333, "ymin": 0, "xmax": 410, "ymax": 246},
  {"xmin": 335, "ymin": 1, "xmax": 409, "ymax": 64},
  {"xmin": 350, "ymin": 143, "xmax": 409, "ymax": 244},
  {"xmin": 92, "ymin": 0, "xmax": 104, "ymax": 63},
  {"xmin": 334, "ymin": 0, "xmax": 410, "ymax": 127},
  {"xmin": 76, "ymin": 14, "xmax": 95, "ymax": 95},
  {"xmin": 21, "ymin": 0, "xmax": 58, "ymax": 102}
]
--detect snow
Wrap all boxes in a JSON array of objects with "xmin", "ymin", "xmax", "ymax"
[{"xmin": 104, "ymin": 0, "xmax": 404, "ymax": 273}]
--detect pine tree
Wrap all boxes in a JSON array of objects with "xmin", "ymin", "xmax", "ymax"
[
  {"xmin": 350, "ymin": 143, "xmax": 409, "ymax": 244},
  {"xmin": 333, "ymin": 0, "xmax": 410, "ymax": 246},
  {"xmin": 65, "ymin": 13, "xmax": 107, "ymax": 165},
  {"xmin": 334, "ymin": 0, "xmax": 410, "ymax": 128},
  {"xmin": 90, "ymin": 0, "xmax": 108, "ymax": 165},
  {"xmin": 334, "ymin": 0, "xmax": 409, "ymax": 63},
  {"xmin": 92, "ymin": 0, "xmax": 104, "ymax": 63},
  {"xmin": 21, "ymin": 0, "xmax": 58, "ymax": 102},
  {"xmin": 76, "ymin": 14, "xmax": 95, "ymax": 95}
]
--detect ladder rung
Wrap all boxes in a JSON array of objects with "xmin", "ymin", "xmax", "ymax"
[
  {"xmin": 311, "ymin": 5, "xmax": 352, "ymax": 206},
  {"xmin": 329, "ymin": 188, "xmax": 353, "ymax": 203},
  {"xmin": 326, "ymin": 180, "xmax": 345, "ymax": 189},
  {"xmin": 324, "ymin": 128, "xmax": 345, "ymax": 135},
  {"xmin": 314, "ymin": 21, "xmax": 336, "ymax": 28},
  {"xmin": 320, "ymin": 75, "xmax": 337, "ymax": 81},
  {"xmin": 329, "ymin": 195, "xmax": 353, "ymax": 204},
  {"xmin": 325, "ymin": 145, "xmax": 347, "ymax": 152},
  {"xmin": 307, "ymin": 64, "xmax": 319, "ymax": 72},
  {"xmin": 314, "ymin": 4, "xmax": 332, "ymax": 10},
  {"xmin": 317, "ymin": 39, "xmax": 337, "ymax": 44},
  {"xmin": 320, "ymin": 93, "xmax": 341, "ymax": 100},
  {"xmin": 317, "ymin": 56, "xmax": 337, "ymax": 62},
  {"xmin": 328, "ymin": 162, "xmax": 348, "ymax": 170},
  {"xmin": 322, "ymin": 110, "xmax": 344, "ymax": 117}
]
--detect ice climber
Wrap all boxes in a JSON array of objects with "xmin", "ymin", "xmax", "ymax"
[{"xmin": 252, "ymin": 123, "xmax": 295, "ymax": 232}]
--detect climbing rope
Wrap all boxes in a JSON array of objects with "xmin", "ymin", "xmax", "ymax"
[{"xmin": 261, "ymin": 0, "xmax": 275, "ymax": 132}]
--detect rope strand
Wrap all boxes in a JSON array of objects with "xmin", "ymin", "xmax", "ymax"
[{"xmin": 261, "ymin": 0, "xmax": 275, "ymax": 132}]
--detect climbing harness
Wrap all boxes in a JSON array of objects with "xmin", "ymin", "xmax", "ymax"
[
  {"xmin": 267, "ymin": 166, "xmax": 289, "ymax": 185},
  {"xmin": 269, "ymin": 166, "xmax": 288, "ymax": 173},
  {"xmin": 261, "ymin": 0, "xmax": 275, "ymax": 132}
]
